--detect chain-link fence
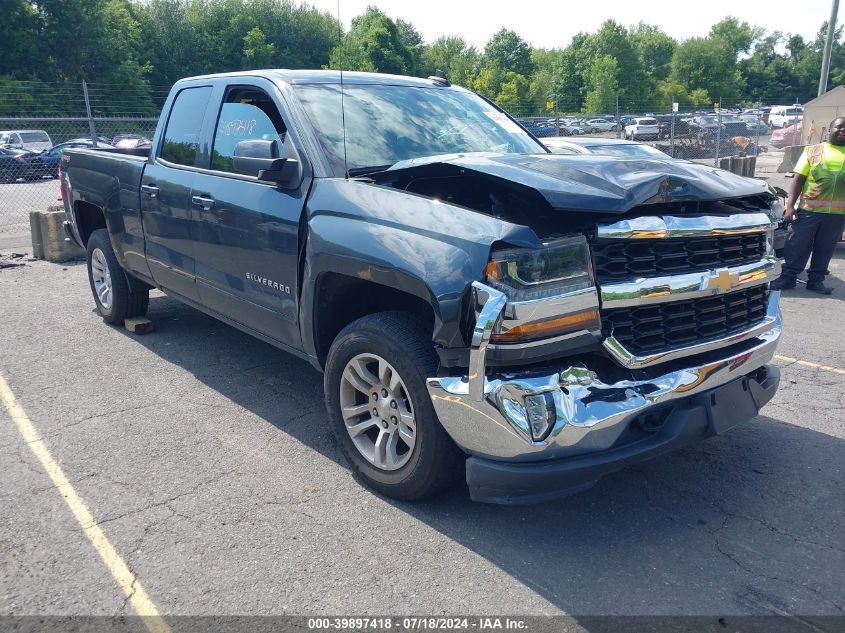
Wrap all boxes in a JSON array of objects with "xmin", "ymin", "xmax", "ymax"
[
  {"xmin": 0, "ymin": 115, "xmax": 158, "ymax": 240},
  {"xmin": 507, "ymin": 100, "xmax": 793, "ymax": 166},
  {"xmin": 0, "ymin": 80, "xmax": 160, "ymax": 241}
]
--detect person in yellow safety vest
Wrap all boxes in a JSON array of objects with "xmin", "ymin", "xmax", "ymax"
[{"xmin": 770, "ymin": 117, "xmax": 845, "ymax": 294}]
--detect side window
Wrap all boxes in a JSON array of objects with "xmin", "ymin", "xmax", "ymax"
[
  {"xmin": 211, "ymin": 88, "xmax": 287, "ymax": 174},
  {"xmin": 160, "ymin": 86, "xmax": 213, "ymax": 166}
]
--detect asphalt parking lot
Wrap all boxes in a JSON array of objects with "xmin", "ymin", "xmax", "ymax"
[{"xmin": 1, "ymin": 249, "xmax": 843, "ymax": 621}]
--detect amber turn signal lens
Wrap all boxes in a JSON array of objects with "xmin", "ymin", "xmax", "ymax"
[
  {"xmin": 490, "ymin": 309, "xmax": 600, "ymax": 343},
  {"xmin": 484, "ymin": 260, "xmax": 502, "ymax": 281}
]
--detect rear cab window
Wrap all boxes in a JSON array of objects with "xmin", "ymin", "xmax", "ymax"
[{"xmin": 160, "ymin": 86, "xmax": 213, "ymax": 166}]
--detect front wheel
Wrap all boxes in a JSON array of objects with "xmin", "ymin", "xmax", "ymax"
[
  {"xmin": 86, "ymin": 228, "xmax": 149, "ymax": 324},
  {"xmin": 324, "ymin": 312, "xmax": 463, "ymax": 501}
]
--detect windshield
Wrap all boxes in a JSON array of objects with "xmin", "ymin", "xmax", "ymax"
[
  {"xmin": 587, "ymin": 144, "xmax": 664, "ymax": 158},
  {"xmin": 637, "ymin": 118, "xmax": 657, "ymax": 125},
  {"xmin": 294, "ymin": 84, "xmax": 546, "ymax": 174},
  {"xmin": 20, "ymin": 132, "xmax": 49, "ymax": 142}
]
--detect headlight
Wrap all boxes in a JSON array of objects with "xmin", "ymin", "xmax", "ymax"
[
  {"xmin": 484, "ymin": 236, "xmax": 594, "ymax": 302},
  {"xmin": 767, "ymin": 196, "xmax": 785, "ymax": 223},
  {"xmin": 483, "ymin": 236, "xmax": 600, "ymax": 344}
]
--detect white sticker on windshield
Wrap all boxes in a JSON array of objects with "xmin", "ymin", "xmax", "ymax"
[{"xmin": 484, "ymin": 111, "xmax": 526, "ymax": 134}]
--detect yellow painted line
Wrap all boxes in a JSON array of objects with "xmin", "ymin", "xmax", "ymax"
[
  {"xmin": 775, "ymin": 355, "xmax": 845, "ymax": 376},
  {"xmin": 0, "ymin": 373, "xmax": 171, "ymax": 633}
]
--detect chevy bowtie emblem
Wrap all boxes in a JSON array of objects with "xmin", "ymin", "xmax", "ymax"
[{"xmin": 707, "ymin": 269, "xmax": 739, "ymax": 293}]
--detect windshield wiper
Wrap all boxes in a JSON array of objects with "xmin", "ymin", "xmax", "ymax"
[{"xmin": 347, "ymin": 164, "xmax": 393, "ymax": 177}]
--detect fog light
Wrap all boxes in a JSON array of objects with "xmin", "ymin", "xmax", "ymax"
[{"xmin": 524, "ymin": 392, "xmax": 556, "ymax": 441}]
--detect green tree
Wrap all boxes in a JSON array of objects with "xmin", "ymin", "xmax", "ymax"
[
  {"xmin": 421, "ymin": 36, "xmax": 479, "ymax": 85},
  {"xmin": 242, "ymin": 27, "xmax": 276, "ymax": 69},
  {"xmin": 483, "ymin": 29, "xmax": 534, "ymax": 77},
  {"xmin": 583, "ymin": 55, "xmax": 619, "ymax": 114},
  {"xmin": 466, "ymin": 67, "xmax": 501, "ymax": 99},
  {"xmin": 710, "ymin": 17, "xmax": 764, "ymax": 58},
  {"xmin": 629, "ymin": 23, "xmax": 676, "ymax": 81},
  {"xmin": 396, "ymin": 18, "xmax": 424, "ymax": 75},
  {"xmin": 32, "ymin": 0, "xmax": 154, "ymax": 114},
  {"xmin": 670, "ymin": 37, "xmax": 743, "ymax": 103},
  {"xmin": 495, "ymin": 72, "xmax": 530, "ymax": 114},
  {"xmin": 327, "ymin": 6, "xmax": 413, "ymax": 74},
  {"xmin": 0, "ymin": 1, "xmax": 40, "ymax": 79}
]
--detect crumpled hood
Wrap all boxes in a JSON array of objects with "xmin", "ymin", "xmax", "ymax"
[{"xmin": 378, "ymin": 152, "xmax": 771, "ymax": 214}]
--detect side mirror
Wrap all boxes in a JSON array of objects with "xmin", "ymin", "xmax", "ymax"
[{"xmin": 233, "ymin": 139, "xmax": 299, "ymax": 185}]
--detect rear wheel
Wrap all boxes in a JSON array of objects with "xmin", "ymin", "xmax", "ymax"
[
  {"xmin": 324, "ymin": 312, "xmax": 463, "ymax": 501},
  {"xmin": 86, "ymin": 228, "xmax": 149, "ymax": 325}
]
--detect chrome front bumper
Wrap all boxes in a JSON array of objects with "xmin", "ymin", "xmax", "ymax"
[{"xmin": 426, "ymin": 291, "xmax": 782, "ymax": 462}]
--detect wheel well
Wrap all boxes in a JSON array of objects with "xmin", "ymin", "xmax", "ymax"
[
  {"xmin": 314, "ymin": 273, "xmax": 435, "ymax": 366},
  {"xmin": 75, "ymin": 201, "xmax": 106, "ymax": 246}
]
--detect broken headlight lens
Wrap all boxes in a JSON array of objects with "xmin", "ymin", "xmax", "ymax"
[{"xmin": 484, "ymin": 235, "xmax": 594, "ymax": 302}]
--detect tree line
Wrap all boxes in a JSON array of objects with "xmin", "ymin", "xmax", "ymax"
[{"xmin": 1, "ymin": 0, "xmax": 842, "ymax": 117}]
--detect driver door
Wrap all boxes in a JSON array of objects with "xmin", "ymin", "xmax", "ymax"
[{"xmin": 190, "ymin": 82, "xmax": 309, "ymax": 350}]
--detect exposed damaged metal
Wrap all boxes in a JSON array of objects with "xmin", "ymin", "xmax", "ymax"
[{"xmin": 370, "ymin": 152, "xmax": 776, "ymax": 236}]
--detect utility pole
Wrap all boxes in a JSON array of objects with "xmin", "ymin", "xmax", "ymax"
[{"xmin": 818, "ymin": 0, "xmax": 841, "ymax": 96}]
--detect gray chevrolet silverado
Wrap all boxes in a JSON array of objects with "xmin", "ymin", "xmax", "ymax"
[{"xmin": 61, "ymin": 70, "xmax": 784, "ymax": 504}]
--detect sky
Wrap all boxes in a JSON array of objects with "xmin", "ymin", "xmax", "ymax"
[{"xmin": 303, "ymin": 0, "xmax": 840, "ymax": 50}]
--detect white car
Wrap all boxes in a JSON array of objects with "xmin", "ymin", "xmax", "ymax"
[
  {"xmin": 0, "ymin": 129, "xmax": 53, "ymax": 153},
  {"xmin": 584, "ymin": 118, "xmax": 616, "ymax": 133},
  {"xmin": 768, "ymin": 105, "xmax": 803, "ymax": 128},
  {"xmin": 624, "ymin": 117, "xmax": 659, "ymax": 140}
]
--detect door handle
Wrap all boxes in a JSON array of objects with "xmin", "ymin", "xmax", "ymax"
[
  {"xmin": 141, "ymin": 184, "xmax": 159, "ymax": 198},
  {"xmin": 191, "ymin": 195, "xmax": 215, "ymax": 211}
]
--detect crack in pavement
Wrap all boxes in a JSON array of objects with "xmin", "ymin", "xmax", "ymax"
[{"xmin": 712, "ymin": 516, "xmax": 845, "ymax": 614}]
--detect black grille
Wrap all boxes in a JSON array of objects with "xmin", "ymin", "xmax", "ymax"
[
  {"xmin": 592, "ymin": 233, "xmax": 767, "ymax": 282},
  {"xmin": 601, "ymin": 286, "xmax": 769, "ymax": 355}
]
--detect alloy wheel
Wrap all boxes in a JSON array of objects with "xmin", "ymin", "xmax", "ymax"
[
  {"xmin": 339, "ymin": 353, "xmax": 417, "ymax": 471},
  {"xmin": 90, "ymin": 247, "xmax": 113, "ymax": 311}
]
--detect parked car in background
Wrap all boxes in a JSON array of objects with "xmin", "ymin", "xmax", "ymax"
[
  {"xmin": 624, "ymin": 117, "xmax": 659, "ymax": 140},
  {"xmin": 543, "ymin": 137, "xmax": 670, "ymax": 157},
  {"xmin": 0, "ymin": 147, "xmax": 35, "ymax": 182},
  {"xmin": 516, "ymin": 120, "xmax": 558, "ymax": 138},
  {"xmin": 768, "ymin": 105, "xmax": 803, "ymax": 129},
  {"xmin": 740, "ymin": 116, "xmax": 770, "ymax": 135},
  {"xmin": 721, "ymin": 116, "xmax": 751, "ymax": 137},
  {"xmin": 584, "ymin": 118, "xmax": 616, "ymax": 133},
  {"xmin": 770, "ymin": 121, "xmax": 803, "ymax": 148},
  {"xmin": 0, "ymin": 130, "xmax": 53, "ymax": 153},
  {"xmin": 689, "ymin": 116, "xmax": 723, "ymax": 135},
  {"xmin": 26, "ymin": 138, "xmax": 115, "ymax": 179},
  {"xmin": 558, "ymin": 121, "xmax": 585, "ymax": 135},
  {"xmin": 655, "ymin": 115, "xmax": 691, "ymax": 139},
  {"xmin": 112, "ymin": 134, "xmax": 153, "ymax": 149}
]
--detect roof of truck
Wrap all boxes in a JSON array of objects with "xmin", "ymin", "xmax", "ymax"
[{"xmin": 178, "ymin": 69, "xmax": 450, "ymax": 88}]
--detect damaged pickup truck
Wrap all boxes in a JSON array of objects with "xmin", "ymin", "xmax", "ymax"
[{"xmin": 61, "ymin": 70, "xmax": 784, "ymax": 504}]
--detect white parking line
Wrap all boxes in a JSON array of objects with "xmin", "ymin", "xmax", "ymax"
[
  {"xmin": 775, "ymin": 355, "xmax": 845, "ymax": 376},
  {"xmin": 0, "ymin": 373, "xmax": 171, "ymax": 633}
]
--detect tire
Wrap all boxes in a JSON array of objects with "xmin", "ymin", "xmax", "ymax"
[
  {"xmin": 324, "ymin": 311, "xmax": 463, "ymax": 501},
  {"xmin": 86, "ymin": 228, "xmax": 149, "ymax": 325}
]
